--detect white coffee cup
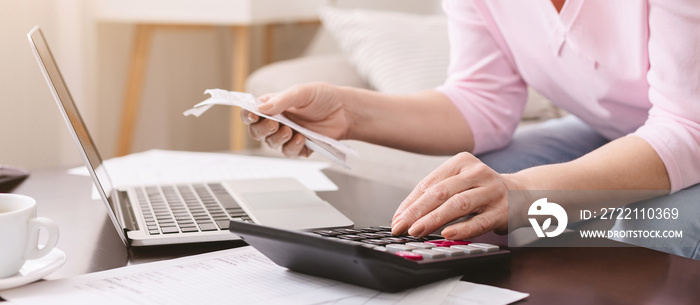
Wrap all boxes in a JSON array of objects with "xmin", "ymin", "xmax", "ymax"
[{"xmin": 0, "ymin": 194, "xmax": 59, "ymax": 278}]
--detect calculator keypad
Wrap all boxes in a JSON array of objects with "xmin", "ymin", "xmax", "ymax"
[{"xmin": 313, "ymin": 227, "xmax": 501, "ymax": 261}]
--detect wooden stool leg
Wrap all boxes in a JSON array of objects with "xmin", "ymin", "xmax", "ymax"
[
  {"xmin": 230, "ymin": 25, "xmax": 251, "ymax": 151},
  {"xmin": 117, "ymin": 24, "xmax": 154, "ymax": 156},
  {"xmin": 263, "ymin": 23, "xmax": 276, "ymax": 65}
]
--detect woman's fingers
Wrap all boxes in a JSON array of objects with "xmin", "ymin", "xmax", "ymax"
[
  {"xmin": 440, "ymin": 210, "xmax": 506, "ymax": 240},
  {"xmin": 240, "ymin": 110, "xmax": 259, "ymax": 125},
  {"xmin": 247, "ymin": 119, "xmax": 310, "ymax": 157},
  {"xmin": 265, "ymin": 125, "xmax": 293, "ymax": 149},
  {"xmin": 282, "ymin": 133, "xmax": 307, "ymax": 158},
  {"xmin": 392, "ymin": 153, "xmax": 478, "ymax": 231},
  {"xmin": 391, "ymin": 152, "xmax": 510, "ymax": 240},
  {"xmin": 245, "ymin": 84, "xmax": 345, "ymax": 158},
  {"xmin": 248, "ymin": 118, "xmax": 279, "ymax": 140},
  {"xmin": 243, "ymin": 96, "xmax": 310, "ymax": 156},
  {"xmin": 257, "ymin": 84, "xmax": 316, "ymax": 116},
  {"xmin": 258, "ymin": 93, "xmax": 276, "ymax": 103},
  {"xmin": 392, "ymin": 174, "xmax": 472, "ymax": 236},
  {"xmin": 409, "ymin": 185, "xmax": 500, "ymax": 238},
  {"xmin": 242, "ymin": 92, "xmax": 277, "ymax": 125}
]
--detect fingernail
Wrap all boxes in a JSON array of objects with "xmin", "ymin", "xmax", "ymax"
[
  {"xmin": 258, "ymin": 103, "xmax": 272, "ymax": 112},
  {"xmin": 266, "ymin": 120, "xmax": 276, "ymax": 131},
  {"xmin": 282, "ymin": 130, "xmax": 291, "ymax": 141},
  {"xmin": 408, "ymin": 222, "xmax": 425, "ymax": 237},
  {"xmin": 391, "ymin": 215, "xmax": 399, "ymax": 226},
  {"xmin": 246, "ymin": 112, "xmax": 255, "ymax": 123},
  {"xmin": 392, "ymin": 221, "xmax": 407, "ymax": 236},
  {"xmin": 442, "ymin": 228, "xmax": 456, "ymax": 240},
  {"xmin": 295, "ymin": 136, "xmax": 304, "ymax": 145}
]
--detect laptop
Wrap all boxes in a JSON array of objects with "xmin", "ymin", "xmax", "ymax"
[{"xmin": 27, "ymin": 26, "xmax": 354, "ymax": 247}]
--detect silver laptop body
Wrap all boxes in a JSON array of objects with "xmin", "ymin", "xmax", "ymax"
[{"xmin": 27, "ymin": 26, "xmax": 353, "ymax": 247}]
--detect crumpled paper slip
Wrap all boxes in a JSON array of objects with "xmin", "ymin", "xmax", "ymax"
[{"xmin": 184, "ymin": 89, "xmax": 358, "ymax": 168}]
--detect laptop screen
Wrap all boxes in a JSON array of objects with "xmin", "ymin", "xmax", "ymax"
[{"xmin": 27, "ymin": 26, "xmax": 126, "ymax": 244}]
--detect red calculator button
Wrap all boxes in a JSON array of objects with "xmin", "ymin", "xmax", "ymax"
[
  {"xmin": 394, "ymin": 251, "xmax": 423, "ymax": 260},
  {"xmin": 440, "ymin": 241, "xmax": 471, "ymax": 247},
  {"xmin": 426, "ymin": 240, "xmax": 471, "ymax": 247}
]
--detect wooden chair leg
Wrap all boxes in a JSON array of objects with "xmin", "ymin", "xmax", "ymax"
[
  {"xmin": 263, "ymin": 23, "xmax": 276, "ymax": 65},
  {"xmin": 117, "ymin": 24, "xmax": 154, "ymax": 156},
  {"xmin": 230, "ymin": 25, "xmax": 251, "ymax": 151}
]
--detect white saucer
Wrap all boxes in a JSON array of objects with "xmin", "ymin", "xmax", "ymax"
[{"xmin": 0, "ymin": 248, "xmax": 66, "ymax": 291}]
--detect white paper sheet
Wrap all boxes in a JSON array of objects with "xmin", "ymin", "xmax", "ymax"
[
  {"xmin": 69, "ymin": 150, "xmax": 339, "ymax": 200},
  {"xmin": 0, "ymin": 247, "xmax": 451, "ymax": 305},
  {"xmin": 442, "ymin": 281, "xmax": 529, "ymax": 305},
  {"xmin": 184, "ymin": 89, "xmax": 358, "ymax": 168},
  {"xmin": 0, "ymin": 246, "xmax": 527, "ymax": 305}
]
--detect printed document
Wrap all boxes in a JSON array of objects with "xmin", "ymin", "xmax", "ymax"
[
  {"xmin": 0, "ymin": 246, "xmax": 527, "ymax": 305},
  {"xmin": 69, "ymin": 150, "xmax": 338, "ymax": 200}
]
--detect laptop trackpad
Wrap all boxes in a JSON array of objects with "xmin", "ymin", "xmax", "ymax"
[
  {"xmin": 241, "ymin": 191, "xmax": 324, "ymax": 210},
  {"xmin": 238, "ymin": 189, "xmax": 353, "ymax": 230}
]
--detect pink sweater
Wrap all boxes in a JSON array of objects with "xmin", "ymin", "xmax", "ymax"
[{"xmin": 437, "ymin": 0, "xmax": 700, "ymax": 191}]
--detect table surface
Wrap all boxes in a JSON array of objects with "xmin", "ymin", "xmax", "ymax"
[{"xmin": 7, "ymin": 166, "xmax": 700, "ymax": 304}]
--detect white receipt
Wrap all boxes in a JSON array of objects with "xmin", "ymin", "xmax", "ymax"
[{"xmin": 184, "ymin": 89, "xmax": 358, "ymax": 168}]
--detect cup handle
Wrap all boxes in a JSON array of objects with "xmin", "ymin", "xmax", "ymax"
[{"xmin": 25, "ymin": 217, "xmax": 60, "ymax": 260}]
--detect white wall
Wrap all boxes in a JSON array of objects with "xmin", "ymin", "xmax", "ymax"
[
  {"xmin": 0, "ymin": 0, "xmax": 90, "ymax": 170},
  {"xmin": 94, "ymin": 24, "xmax": 234, "ymax": 158}
]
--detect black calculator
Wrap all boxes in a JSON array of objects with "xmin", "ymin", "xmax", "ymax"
[{"xmin": 228, "ymin": 221, "xmax": 510, "ymax": 292}]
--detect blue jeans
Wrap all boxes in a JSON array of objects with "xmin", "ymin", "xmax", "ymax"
[{"xmin": 477, "ymin": 116, "xmax": 700, "ymax": 259}]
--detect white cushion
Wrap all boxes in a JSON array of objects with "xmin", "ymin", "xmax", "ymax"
[
  {"xmin": 246, "ymin": 54, "xmax": 370, "ymax": 97},
  {"xmin": 319, "ymin": 7, "xmax": 449, "ymax": 95},
  {"xmin": 319, "ymin": 6, "xmax": 559, "ymax": 121}
]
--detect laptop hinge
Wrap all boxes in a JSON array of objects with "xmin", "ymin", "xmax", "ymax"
[{"xmin": 116, "ymin": 190, "xmax": 139, "ymax": 232}]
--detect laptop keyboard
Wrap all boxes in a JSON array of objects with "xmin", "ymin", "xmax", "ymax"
[{"xmin": 135, "ymin": 183, "xmax": 252, "ymax": 235}]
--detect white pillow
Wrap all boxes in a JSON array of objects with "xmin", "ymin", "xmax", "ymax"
[
  {"xmin": 318, "ymin": 6, "xmax": 559, "ymax": 121},
  {"xmin": 319, "ymin": 7, "xmax": 449, "ymax": 95}
]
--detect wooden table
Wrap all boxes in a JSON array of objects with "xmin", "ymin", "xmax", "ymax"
[
  {"xmin": 4, "ymin": 165, "xmax": 700, "ymax": 304},
  {"xmin": 93, "ymin": 0, "xmax": 327, "ymax": 155}
]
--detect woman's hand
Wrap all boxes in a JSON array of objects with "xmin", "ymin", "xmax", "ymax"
[
  {"xmin": 241, "ymin": 83, "xmax": 351, "ymax": 158},
  {"xmin": 391, "ymin": 152, "xmax": 525, "ymax": 240}
]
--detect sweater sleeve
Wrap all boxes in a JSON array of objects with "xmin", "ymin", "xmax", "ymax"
[
  {"xmin": 436, "ymin": 0, "xmax": 528, "ymax": 154},
  {"xmin": 633, "ymin": 0, "xmax": 700, "ymax": 191}
]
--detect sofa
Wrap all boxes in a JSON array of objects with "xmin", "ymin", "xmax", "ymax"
[{"xmin": 246, "ymin": 7, "xmax": 563, "ymax": 189}]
